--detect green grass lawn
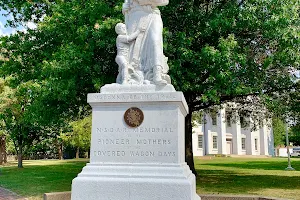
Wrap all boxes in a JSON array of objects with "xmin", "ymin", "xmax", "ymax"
[
  {"xmin": 0, "ymin": 159, "xmax": 87, "ymax": 199},
  {"xmin": 195, "ymin": 157, "xmax": 300, "ymax": 199},
  {"xmin": 0, "ymin": 157, "xmax": 300, "ymax": 199}
]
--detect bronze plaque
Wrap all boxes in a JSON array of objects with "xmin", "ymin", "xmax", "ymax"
[{"xmin": 124, "ymin": 107, "xmax": 144, "ymax": 128}]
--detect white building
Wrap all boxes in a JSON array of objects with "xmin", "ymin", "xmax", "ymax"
[{"xmin": 192, "ymin": 108, "xmax": 275, "ymax": 156}]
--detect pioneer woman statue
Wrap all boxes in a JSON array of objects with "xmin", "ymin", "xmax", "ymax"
[{"xmin": 116, "ymin": 0, "xmax": 171, "ymax": 85}]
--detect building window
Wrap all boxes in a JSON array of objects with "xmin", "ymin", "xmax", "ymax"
[
  {"xmin": 212, "ymin": 114, "xmax": 217, "ymax": 125},
  {"xmin": 226, "ymin": 112, "xmax": 232, "ymax": 127},
  {"xmin": 241, "ymin": 138, "xmax": 246, "ymax": 150},
  {"xmin": 240, "ymin": 116, "xmax": 248, "ymax": 128},
  {"xmin": 213, "ymin": 136, "xmax": 218, "ymax": 149},
  {"xmin": 259, "ymin": 118, "xmax": 263, "ymax": 129},
  {"xmin": 198, "ymin": 135, "xmax": 203, "ymax": 149},
  {"xmin": 255, "ymin": 138, "xmax": 258, "ymax": 151}
]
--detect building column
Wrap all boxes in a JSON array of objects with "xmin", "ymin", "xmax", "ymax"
[
  {"xmin": 217, "ymin": 108, "xmax": 227, "ymax": 154},
  {"xmin": 260, "ymin": 119, "xmax": 269, "ymax": 155},
  {"xmin": 267, "ymin": 118, "xmax": 275, "ymax": 156},
  {"xmin": 246, "ymin": 116, "xmax": 254, "ymax": 155},
  {"xmin": 245, "ymin": 129, "xmax": 253, "ymax": 155},
  {"xmin": 269, "ymin": 127, "xmax": 275, "ymax": 156},
  {"xmin": 204, "ymin": 113, "xmax": 212, "ymax": 155},
  {"xmin": 232, "ymin": 110, "xmax": 242, "ymax": 155},
  {"xmin": 201, "ymin": 123, "xmax": 206, "ymax": 156}
]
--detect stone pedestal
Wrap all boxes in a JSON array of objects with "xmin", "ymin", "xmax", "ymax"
[{"xmin": 71, "ymin": 85, "xmax": 200, "ymax": 200}]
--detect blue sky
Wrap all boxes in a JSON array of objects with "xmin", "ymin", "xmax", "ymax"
[
  {"xmin": 0, "ymin": 10, "xmax": 36, "ymax": 36},
  {"xmin": 0, "ymin": 10, "xmax": 18, "ymax": 36}
]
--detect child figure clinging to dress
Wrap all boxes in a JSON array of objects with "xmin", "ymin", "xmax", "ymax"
[{"xmin": 115, "ymin": 23, "xmax": 143, "ymax": 84}]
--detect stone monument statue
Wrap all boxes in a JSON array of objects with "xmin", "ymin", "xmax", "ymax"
[
  {"xmin": 71, "ymin": 1, "xmax": 200, "ymax": 199},
  {"xmin": 115, "ymin": 23, "xmax": 144, "ymax": 84},
  {"xmin": 116, "ymin": 0, "xmax": 171, "ymax": 85}
]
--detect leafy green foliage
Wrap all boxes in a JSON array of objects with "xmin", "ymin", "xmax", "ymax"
[
  {"xmin": 0, "ymin": 78, "xmax": 44, "ymax": 167},
  {"xmin": 290, "ymin": 125, "xmax": 300, "ymax": 146},
  {"xmin": 162, "ymin": 0, "xmax": 299, "ymax": 110},
  {"xmin": 0, "ymin": 0, "xmax": 299, "ymax": 170},
  {"xmin": 0, "ymin": 0, "xmax": 55, "ymax": 28},
  {"xmin": 192, "ymin": 111, "xmax": 203, "ymax": 127},
  {"xmin": 1, "ymin": 1, "xmax": 123, "ymax": 127},
  {"xmin": 0, "ymin": 1, "xmax": 123, "ymax": 165},
  {"xmin": 1, "ymin": 0, "xmax": 298, "ymax": 119},
  {"xmin": 5, "ymin": 136, "xmax": 15, "ymax": 155},
  {"xmin": 272, "ymin": 117, "xmax": 286, "ymax": 147},
  {"xmin": 61, "ymin": 115, "xmax": 92, "ymax": 153}
]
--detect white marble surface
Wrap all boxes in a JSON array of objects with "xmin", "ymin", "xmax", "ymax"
[
  {"xmin": 100, "ymin": 83, "xmax": 175, "ymax": 93},
  {"xmin": 115, "ymin": 0, "xmax": 171, "ymax": 85},
  {"xmin": 71, "ymin": 91, "xmax": 200, "ymax": 200},
  {"xmin": 91, "ymin": 105, "xmax": 179, "ymax": 163},
  {"xmin": 86, "ymin": 92, "xmax": 187, "ymax": 164},
  {"xmin": 72, "ymin": 163, "xmax": 200, "ymax": 200}
]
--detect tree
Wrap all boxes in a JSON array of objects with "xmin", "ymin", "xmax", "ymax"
[
  {"xmin": 290, "ymin": 125, "xmax": 300, "ymax": 146},
  {"xmin": 162, "ymin": 0, "xmax": 299, "ymax": 173},
  {"xmin": 272, "ymin": 117, "xmax": 286, "ymax": 147},
  {"xmin": 0, "ymin": 78, "xmax": 68, "ymax": 165},
  {"xmin": 264, "ymin": 80, "xmax": 300, "ymax": 147},
  {"xmin": 0, "ymin": 78, "xmax": 44, "ymax": 167},
  {"xmin": 0, "ymin": 0, "xmax": 120, "ymax": 167},
  {"xmin": 289, "ymin": 86, "xmax": 300, "ymax": 146},
  {"xmin": 1, "ymin": 0, "xmax": 299, "ymax": 173},
  {"xmin": 61, "ymin": 115, "xmax": 92, "ymax": 159}
]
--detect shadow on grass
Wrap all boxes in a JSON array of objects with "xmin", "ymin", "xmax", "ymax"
[
  {"xmin": 196, "ymin": 168, "xmax": 300, "ymax": 194},
  {"xmin": 199, "ymin": 159, "xmax": 300, "ymax": 171}
]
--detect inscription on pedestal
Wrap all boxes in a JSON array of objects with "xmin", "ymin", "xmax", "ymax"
[
  {"xmin": 91, "ymin": 124, "xmax": 178, "ymax": 163},
  {"xmin": 93, "ymin": 132, "xmax": 176, "ymax": 158},
  {"xmin": 90, "ymin": 93, "xmax": 178, "ymax": 102},
  {"xmin": 89, "ymin": 101, "xmax": 181, "ymax": 164}
]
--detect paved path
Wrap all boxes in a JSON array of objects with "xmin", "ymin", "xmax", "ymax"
[{"xmin": 0, "ymin": 187, "xmax": 25, "ymax": 200}]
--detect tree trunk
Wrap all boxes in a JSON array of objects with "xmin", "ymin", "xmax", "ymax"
[
  {"xmin": 18, "ymin": 150, "xmax": 23, "ymax": 168},
  {"xmin": 3, "ymin": 136, "xmax": 7, "ymax": 164},
  {"xmin": 0, "ymin": 136, "xmax": 6, "ymax": 165},
  {"xmin": 76, "ymin": 147, "xmax": 80, "ymax": 159},
  {"xmin": 4, "ymin": 152, "xmax": 7, "ymax": 164},
  {"xmin": 183, "ymin": 92, "xmax": 197, "ymax": 176},
  {"xmin": 58, "ymin": 143, "xmax": 63, "ymax": 160},
  {"xmin": 185, "ymin": 112, "xmax": 198, "ymax": 176}
]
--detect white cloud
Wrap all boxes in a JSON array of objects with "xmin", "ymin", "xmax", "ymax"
[
  {"xmin": 0, "ymin": 21, "xmax": 4, "ymax": 36},
  {"xmin": 26, "ymin": 21, "xmax": 37, "ymax": 29},
  {"xmin": 0, "ymin": 21, "xmax": 8, "ymax": 36},
  {"xmin": 296, "ymin": 70, "xmax": 300, "ymax": 79}
]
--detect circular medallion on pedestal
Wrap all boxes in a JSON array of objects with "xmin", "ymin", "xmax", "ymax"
[{"xmin": 124, "ymin": 107, "xmax": 144, "ymax": 128}]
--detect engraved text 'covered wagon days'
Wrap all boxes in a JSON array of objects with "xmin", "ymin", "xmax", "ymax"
[{"xmin": 93, "ymin": 151, "xmax": 176, "ymax": 157}]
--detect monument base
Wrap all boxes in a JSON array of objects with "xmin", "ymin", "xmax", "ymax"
[
  {"xmin": 72, "ymin": 163, "xmax": 200, "ymax": 200},
  {"xmin": 71, "ymin": 89, "xmax": 200, "ymax": 200}
]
